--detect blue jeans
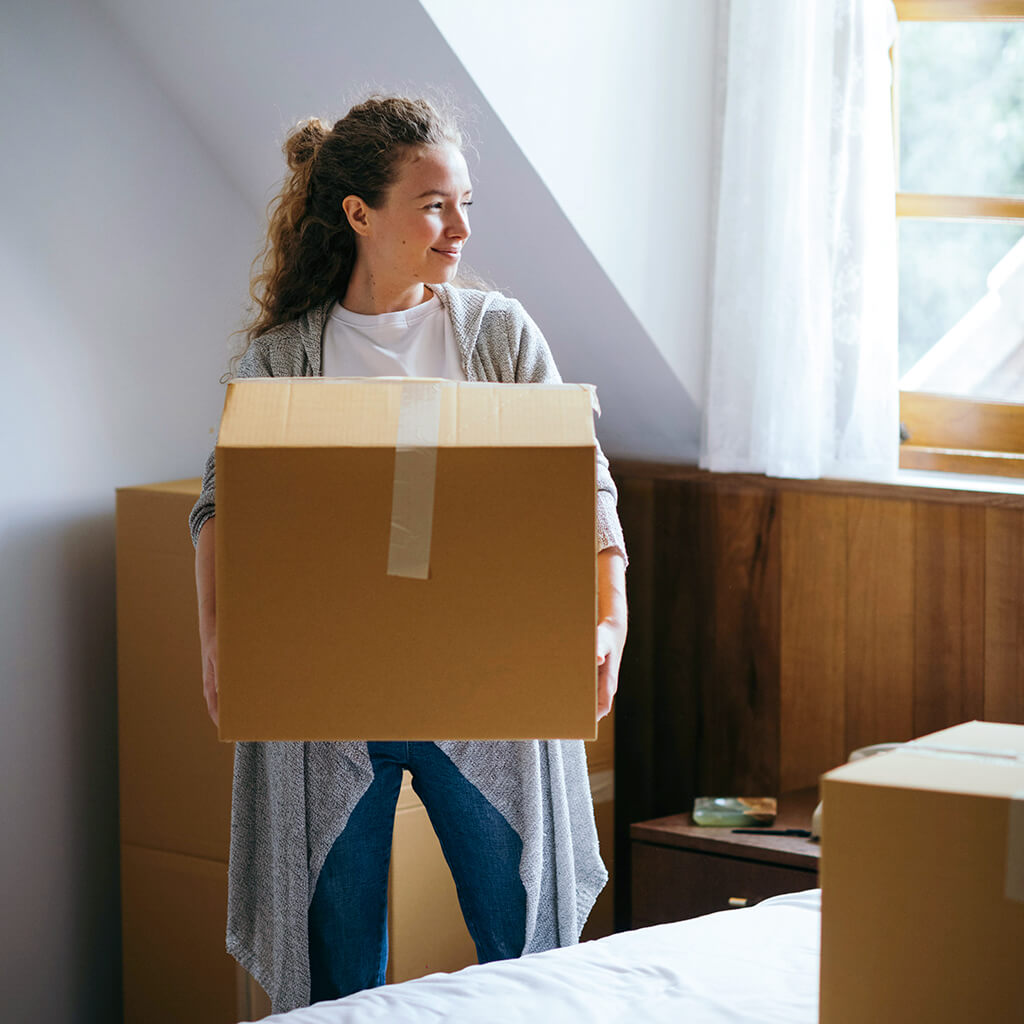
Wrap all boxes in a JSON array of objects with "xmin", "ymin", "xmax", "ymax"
[{"xmin": 307, "ymin": 741, "xmax": 527, "ymax": 1002}]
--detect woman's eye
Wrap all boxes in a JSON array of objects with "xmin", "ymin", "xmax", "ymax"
[{"xmin": 425, "ymin": 200, "xmax": 472, "ymax": 210}]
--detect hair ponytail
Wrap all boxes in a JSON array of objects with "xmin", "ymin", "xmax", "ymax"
[{"xmin": 242, "ymin": 116, "xmax": 355, "ymax": 349}]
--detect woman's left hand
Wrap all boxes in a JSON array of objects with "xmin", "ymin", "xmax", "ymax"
[
  {"xmin": 596, "ymin": 618, "xmax": 626, "ymax": 720},
  {"xmin": 596, "ymin": 549, "xmax": 627, "ymax": 721}
]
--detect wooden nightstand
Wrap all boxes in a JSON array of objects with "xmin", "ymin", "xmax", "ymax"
[{"xmin": 630, "ymin": 788, "xmax": 820, "ymax": 928}]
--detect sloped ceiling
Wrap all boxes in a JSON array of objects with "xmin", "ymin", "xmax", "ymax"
[
  {"xmin": 421, "ymin": 0, "xmax": 717, "ymax": 421},
  {"xmin": 97, "ymin": 0, "xmax": 700, "ymax": 461}
]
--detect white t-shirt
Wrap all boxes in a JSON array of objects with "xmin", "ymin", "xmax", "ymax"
[{"xmin": 321, "ymin": 291, "xmax": 467, "ymax": 381}]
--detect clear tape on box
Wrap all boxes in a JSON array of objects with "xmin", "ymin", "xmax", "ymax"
[
  {"xmin": 899, "ymin": 742, "xmax": 1024, "ymax": 903},
  {"xmin": 387, "ymin": 381, "xmax": 442, "ymax": 580}
]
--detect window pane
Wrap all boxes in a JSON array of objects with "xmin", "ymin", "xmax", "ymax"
[
  {"xmin": 899, "ymin": 22, "xmax": 1024, "ymax": 197},
  {"xmin": 899, "ymin": 219, "xmax": 1024, "ymax": 402}
]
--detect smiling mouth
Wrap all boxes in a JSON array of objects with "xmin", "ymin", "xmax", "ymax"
[{"xmin": 432, "ymin": 249, "xmax": 460, "ymax": 257}]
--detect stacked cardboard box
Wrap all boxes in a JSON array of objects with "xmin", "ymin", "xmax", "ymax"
[
  {"xmin": 116, "ymin": 475, "xmax": 615, "ymax": 1020},
  {"xmin": 116, "ymin": 480, "xmax": 252, "ymax": 1022}
]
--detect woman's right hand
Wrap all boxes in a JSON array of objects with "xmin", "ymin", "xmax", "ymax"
[
  {"xmin": 201, "ymin": 628, "xmax": 219, "ymax": 727},
  {"xmin": 195, "ymin": 518, "xmax": 219, "ymax": 728}
]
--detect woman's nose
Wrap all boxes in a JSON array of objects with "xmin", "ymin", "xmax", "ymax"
[{"xmin": 448, "ymin": 208, "xmax": 470, "ymax": 240}]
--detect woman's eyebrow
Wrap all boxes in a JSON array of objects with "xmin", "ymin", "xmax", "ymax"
[{"xmin": 413, "ymin": 188, "xmax": 474, "ymax": 199}]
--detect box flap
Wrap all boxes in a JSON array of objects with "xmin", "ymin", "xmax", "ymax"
[
  {"xmin": 824, "ymin": 721, "xmax": 1024, "ymax": 798},
  {"xmin": 116, "ymin": 477, "xmax": 202, "ymax": 497},
  {"xmin": 216, "ymin": 377, "xmax": 597, "ymax": 449}
]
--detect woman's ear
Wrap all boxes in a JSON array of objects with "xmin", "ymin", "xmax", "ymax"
[{"xmin": 342, "ymin": 195, "xmax": 371, "ymax": 237}]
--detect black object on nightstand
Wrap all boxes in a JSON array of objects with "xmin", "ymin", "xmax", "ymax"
[{"xmin": 630, "ymin": 787, "xmax": 820, "ymax": 928}]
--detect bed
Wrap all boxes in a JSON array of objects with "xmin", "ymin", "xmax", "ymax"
[{"xmin": 247, "ymin": 889, "xmax": 821, "ymax": 1023}]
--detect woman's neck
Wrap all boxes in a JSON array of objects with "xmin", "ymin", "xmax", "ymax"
[{"xmin": 341, "ymin": 266, "xmax": 433, "ymax": 315}]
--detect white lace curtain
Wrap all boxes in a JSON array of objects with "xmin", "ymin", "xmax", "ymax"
[{"xmin": 701, "ymin": 0, "xmax": 899, "ymax": 480}]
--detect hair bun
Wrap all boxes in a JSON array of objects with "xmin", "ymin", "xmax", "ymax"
[{"xmin": 285, "ymin": 117, "xmax": 327, "ymax": 169}]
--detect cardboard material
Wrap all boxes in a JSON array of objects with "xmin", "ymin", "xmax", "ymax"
[
  {"xmin": 819, "ymin": 721, "xmax": 1024, "ymax": 1024},
  {"xmin": 388, "ymin": 775, "xmax": 477, "ymax": 984},
  {"xmin": 115, "ymin": 474, "xmax": 613, "ymax": 1014},
  {"xmin": 215, "ymin": 377, "xmax": 599, "ymax": 741},
  {"xmin": 120, "ymin": 843, "xmax": 236, "ymax": 1024},
  {"xmin": 387, "ymin": 761, "xmax": 616, "ymax": 984},
  {"xmin": 116, "ymin": 480, "xmax": 233, "ymax": 861}
]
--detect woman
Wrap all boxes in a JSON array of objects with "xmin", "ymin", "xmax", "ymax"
[{"xmin": 190, "ymin": 94, "xmax": 628, "ymax": 1014}]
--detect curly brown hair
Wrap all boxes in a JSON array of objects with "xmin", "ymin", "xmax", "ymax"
[{"xmin": 241, "ymin": 94, "xmax": 465, "ymax": 351}]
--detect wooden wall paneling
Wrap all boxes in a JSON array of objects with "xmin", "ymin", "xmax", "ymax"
[
  {"xmin": 913, "ymin": 503, "xmax": 986, "ymax": 735},
  {"xmin": 779, "ymin": 492, "xmax": 848, "ymax": 791},
  {"xmin": 653, "ymin": 479, "xmax": 707, "ymax": 812},
  {"xmin": 612, "ymin": 476, "xmax": 656, "ymax": 930},
  {"xmin": 699, "ymin": 485, "xmax": 781, "ymax": 796},
  {"xmin": 844, "ymin": 497, "xmax": 915, "ymax": 754},
  {"xmin": 614, "ymin": 463, "xmax": 1024, "ymax": 933},
  {"xmin": 983, "ymin": 507, "xmax": 1024, "ymax": 723}
]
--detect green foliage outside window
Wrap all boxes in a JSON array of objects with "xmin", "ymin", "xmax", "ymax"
[{"xmin": 898, "ymin": 22, "xmax": 1024, "ymax": 385}]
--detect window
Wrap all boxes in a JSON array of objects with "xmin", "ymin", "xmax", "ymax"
[{"xmin": 894, "ymin": 0, "xmax": 1024, "ymax": 476}]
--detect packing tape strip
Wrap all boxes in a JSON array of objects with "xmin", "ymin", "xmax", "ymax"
[
  {"xmin": 387, "ymin": 381, "xmax": 442, "ymax": 580},
  {"xmin": 1008, "ymin": 794, "xmax": 1024, "ymax": 903},
  {"xmin": 899, "ymin": 745, "xmax": 1024, "ymax": 903}
]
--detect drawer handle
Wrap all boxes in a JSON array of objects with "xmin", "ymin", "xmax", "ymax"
[{"xmin": 727, "ymin": 897, "xmax": 749, "ymax": 909}]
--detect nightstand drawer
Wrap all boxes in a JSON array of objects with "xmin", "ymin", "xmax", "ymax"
[{"xmin": 631, "ymin": 841, "xmax": 818, "ymax": 927}]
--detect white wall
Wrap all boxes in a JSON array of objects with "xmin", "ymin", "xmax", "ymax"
[
  {"xmin": 421, "ymin": 0, "xmax": 718, "ymax": 404},
  {"xmin": 0, "ymin": 1, "xmax": 259, "ymax": 1018},
  {"xmin": 98, "ymin": 0, "xmax": 704, "ymax": 462},
  {"xmin": 0, "ymin": 0, "xmax": 716, "ymax": 1016}
]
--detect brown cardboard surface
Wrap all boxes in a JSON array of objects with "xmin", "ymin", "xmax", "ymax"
[
  {"xmin": 120, "ymin": 843, "xmax": 235, "ymax": 1024},
  {"xmin": 387, "ymin": 765, "xmax": 615, "ymax": 983},
  {"xmin": 216, "ymin": 378, "xmax": 599, "ymax": 741},
  {"xmin": 216, "ymin": 376, "xmax": 597, "ymax": 448},
  {"xmin": 819, "ymin": 721, "xmax": 1024, "ymax": 1023},
  {"xmin": 238, "ymin": 967, "xmax": 273, "ymax": 1022},
  {"xmin": 116, "ymin": 469, "xmax": 613, "ymax": 1006},
  {"xmin": 387, "ymin": 774, "xmax": 477, "ymax": 984},
  {"xmin": 116, "ymin": 482, "xmax": 233, "ymax": 861},
  {"xmin": 586, "ymin": 705, "xmax": 615, "ymax": 773}
]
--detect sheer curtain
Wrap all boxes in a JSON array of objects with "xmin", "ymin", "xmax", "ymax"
[{"xmin": 701, "ymin": 0, "xmax": 899, "ymax": 480}]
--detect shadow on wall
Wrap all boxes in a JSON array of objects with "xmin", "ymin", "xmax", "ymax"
[
  {"xmin": 0, "ymin": 511, "xmax": 123, "ymax": 1022},
  {"xmin": 96, "ymin": 0, "xmax": 704, "ymax": 463}
]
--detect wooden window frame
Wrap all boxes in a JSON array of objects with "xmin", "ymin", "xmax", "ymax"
[{"xmin": 894, "ymin": 0, "xmax": 1024, "ymax": 478}]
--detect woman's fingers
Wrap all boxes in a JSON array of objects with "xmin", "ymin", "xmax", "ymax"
[
  {"xmin": 203, "ymin": 640, "xmax": 219, "ymax": 727},
  {"xmin": 595, "ymin": 621, "xmax": 623, "ymax": 720},
  {"xmin": 597, "ymin": 659, "xmax": 617, "ymax": 718}
]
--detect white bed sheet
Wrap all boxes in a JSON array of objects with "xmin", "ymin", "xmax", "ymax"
[{"xmin": 250, "ymin": 889, "xmax": 821, "ymax": 1024}]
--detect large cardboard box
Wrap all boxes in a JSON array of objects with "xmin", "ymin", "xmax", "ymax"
[
  {"xmin": 216, "ymin": 377, "xmax": 599, "ymax": 741},
  {"xmin": 819, "ymin": 721, "xmax": 1024, "ymax": 1023},
  {"xmin": 115, "ymin": 475, "xmax": 611, "ymax": 1017},
  {"xmin": 116, "ymin": 480, "xmax": 233, "ymax": 861},
  {"xmin": 120, "ymin": 843, "xmax": 237, "ymax": 1024}
]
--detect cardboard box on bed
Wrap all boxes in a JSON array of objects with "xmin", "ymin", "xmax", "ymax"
[
  {"xmin": 819, "ymin": 721, "xmax": 1024, "ymax": 1024},
  {"xmin": 215, "ymin": 376, "xmax": 598, "ymax": 741}
]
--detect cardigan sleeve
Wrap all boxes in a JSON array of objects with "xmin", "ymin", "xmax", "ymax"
[
  {"xmin": 508, "ymin": 302, "xmax": 628, "ymax": 566},
  {"xmin": 188, "ymin": 340, "xmax": 274, "ymax": 548}
]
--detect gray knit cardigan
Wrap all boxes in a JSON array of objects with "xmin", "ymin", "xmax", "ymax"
[{"xmin": 189, "ymin": 282, "xmax": 628, "ymax": 1014}]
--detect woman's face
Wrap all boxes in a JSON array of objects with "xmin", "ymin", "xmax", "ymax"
[{"xmin": 361, "ymin": 143, "xmax": 473, "ymax": 289}]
